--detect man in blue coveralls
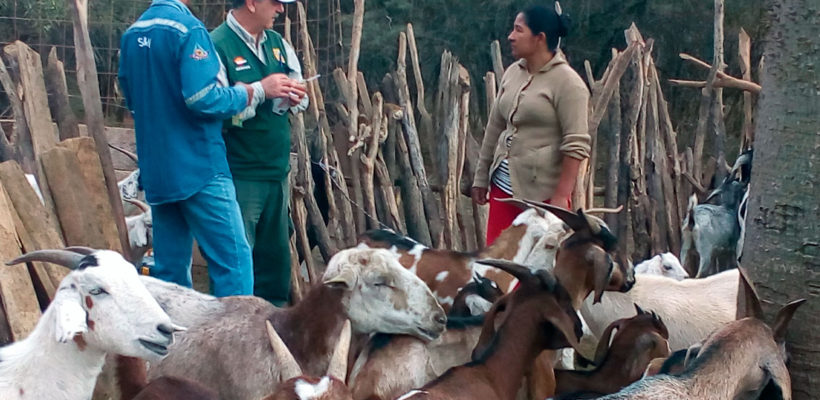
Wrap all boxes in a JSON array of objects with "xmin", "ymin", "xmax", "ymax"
[{"xmin": 118, "ymin": 0, "xmax": 306, "ymax": 296}]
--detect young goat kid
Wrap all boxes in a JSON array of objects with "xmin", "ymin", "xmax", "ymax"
[
  {"xmin": 553, "ymin": 305, "xmax": 670, "ymax": 398},
  {"xmin": 0, "ymin": 249, "xmax": 181, "ymax": 400}
]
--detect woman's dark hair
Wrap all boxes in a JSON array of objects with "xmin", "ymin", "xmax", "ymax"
[{"xmin": 521, "ymin": 4, "xmax": 572, "ymax": 52}]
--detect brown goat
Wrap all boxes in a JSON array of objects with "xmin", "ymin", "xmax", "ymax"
[
  {"xmin": 114, "ymin": 356, "xmax": 219, "ymax": 400},
  {"xmin": 553, "ymin": 304, "xmax": 670, "ymax": 398},
  {"xmin": 595, "ymin": 268, "xmax": 806, "ymax": 400},
  {"xmin": 394, "ymin": 261, "xmax": 583, "ymax": 400},
  {"xmin": 261, "ymin": 320, "xmax": 353, "ymax": 400}
]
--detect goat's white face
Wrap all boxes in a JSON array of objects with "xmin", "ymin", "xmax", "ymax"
[
  {"xmin": 126, "ymin": 210, "xmax": 153, "ymax": 248},
  {"xmin": 53, "ymin": 250, "xmax": 176, "ymax": 361},
  {"xmin": 635, "ymin": 253, "xmax": 688, "ymax": 281},
  {"xmin": 324, "ymin": 249, "xmax": 446, "ymax": 341},
  {"xmin": 510, "ymin": 209, "xmax": 567, "ymax": 269},
  {"xmin": 119, "ymin": 169, "xmax": 141, "ymax": 200}
]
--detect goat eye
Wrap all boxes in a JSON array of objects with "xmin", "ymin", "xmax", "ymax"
[{"xmin": 88, "ymin": 287, "xmax": 108, "ymax": 296}]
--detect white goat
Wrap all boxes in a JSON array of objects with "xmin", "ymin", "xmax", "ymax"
[
  {"xmin": 124, "ymin": 198, "xmax": 152, "ymax": 263},
  {"xmin": 0, "ymin": 249, "xmax": 181, "ymax": 400},
  {"xmin": 580, "ymin": 269, "xmax": 738, "ymax": 352},
  {"xmin": 634, "ymin": 253, "xmax": 688, "ymax": 281},
  {"xmin": 142, "ymin": 247, "xmax": 446, "ymax": 400}
]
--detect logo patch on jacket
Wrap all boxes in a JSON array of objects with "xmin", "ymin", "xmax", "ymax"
[
  {"xmin": 273, "ymin": 48, "xmax": 285, "ymax": 63},
  {"xmin": 191, "ymin": 44, "xmax": 209, "ymax": 60},
  {"xmin": 234, "ymin": 56, "xmax": 251, "ymax": 71}
]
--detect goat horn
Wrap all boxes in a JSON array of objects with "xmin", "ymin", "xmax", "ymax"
[
  {"xmin": 6, "ymin": 249, "xmax": 86, "ymax": 270},
  {"xmin": 516, "ymin": 199, "xmax": 591, "ymax": 234},
  {"xmin": 125, "ymin": 198, "xmax": 151, "ymax": 213},
  {"xmin": 584, "ymin": 205, "xmax": 624, "ymax": 214},
  {"xmin": 475, "ymin": 258, "xmax": 538, "ymax": 287},
  {"xmin": 64, "ymin": 246, "xmax": 96, "ymax": 255},
  {"xmin": 265, "ymin": 320, "xmax": 302, "ymax": 381},
  {"xmin": 495, "ymin": 198, "xmax": 547, "ymax": 218},
  {"xmin": 326, "ymin": 319, "xmax": 351, "ymax": 381},
  {"xmin": 108, "ymin": 143, "xmax": 139, "ymax": 164}
]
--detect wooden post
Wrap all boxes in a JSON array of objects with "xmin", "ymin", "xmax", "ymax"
[
  {"xmin": 292, "ymin": 111, "xmax": 336, "ymax": 263},
  {"xmin": 604, "ymin": 76, "xmax": 622, "ymax": 229},
  {"xmin": 711, "ymin": 0, "xmax": 727, "ymax": 182},
  {"xmin": 45, "ymin": 47, "xmax": 80, "ymax": 140},
  {"xmin": 394, "ymin": 102, "xmax": 432, "ymax": 245},
  {"xmin": 361, "ymin": 92, "xmax": 384, "ymax": 230},
  {"xmin": 490, "ymin": 40, "xmax": 504, "ymax": 88},
  {"xmin": 738, "ymin": 28, "xmax": 753, "ymax": 149},
  {"xmin": 0, "ymin": 161, "xmax": 66, "ymax": 301},
  {"xmin": 644, "ymin": 64, "xmax": 668, "ymax": 254},
  {"xmin": 4, "ymin": 42, "xmax": 62, "ymax": 237},
  {"xmin": 297, "ymin": 2, "xmax": 347, "ymax": 247},
  {"xmin": 66, "ymin": 0, "xmax": 131, "ymax": 261},
  {"xmin": 334, "ymin": 68, "xmax": 366, "ymax": 236},
  {"xmin": 395, "ymin": 32, "xmax": 442, "ymax": 247},
  {"xmin": 0, "ymin": 182, "xmax": 40, "ymax": 341},
  {"xmin": 0, "ymin": 51, "xmax": 33, "ymax": 172},
  {"xmin": 406, "ymin": 23, "xmax": 434, "ymax": 153}
]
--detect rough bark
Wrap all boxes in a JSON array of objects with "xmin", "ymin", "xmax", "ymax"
[
  {"xmin": 743, "ymin": 1, "xmax": 820, "ymax": 398},
  {"xmin": 45, "ymin": 47, "xmax": 80, "ymax": 140}
]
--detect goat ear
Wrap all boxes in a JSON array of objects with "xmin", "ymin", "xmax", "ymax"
[
  {"xmin": 592, "ymin": 320, "xmax": 621, "ymax": 366},
  {"xmin": 772, "ymin": 299, "xmax": 806, "ymax": 344},
  {"xmin": 526, "ymin": 201, "xmax": 589, "ymax": 234},
  {"xmin": 634, "ymin": 303, "xmax": 645, "ymax": 315},
  {"xmin": 592, "ymin": 252, "xmax": 613, "ymax": 304},
  {"xmin": 53, "ymin": 285, "xmax": 88, "ymax": 343},
  {"xmin": 327, "ymin": 319, "xmax": 351, "ymax": 381},
  {"xmin": 266, "ymin": 320, "xmax": 303, "ymax": 381},
  {"xmin": 736, "ymin": 267, "xmax": 763, "ymax": 320},
  {"xmin": 323, "ymin": 268, "xmax": 357, "ymax": 289},
  {"xmin": 543, "ymin": 305, "xmax": 583, "ymax": 352},
  {"xmin": 762, "ymin": 359, "xmax": 792, "ymax": 400},
  {"xmin": 472, "ymin": 296, "xmax": 509, "ymax": 361}
]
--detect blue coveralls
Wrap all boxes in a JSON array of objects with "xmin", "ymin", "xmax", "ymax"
[{"xmin": 118, "ymin": 0, "xmax": 253, "ymax": 296}]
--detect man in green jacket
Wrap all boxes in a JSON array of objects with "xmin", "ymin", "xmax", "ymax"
[{"xmin": 211, "ymin": 0, "xmax": 307, "ymax": 306}]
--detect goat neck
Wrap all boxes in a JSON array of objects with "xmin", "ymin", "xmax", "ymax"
[
  {"xmin": 0, "ymin": 304, "xmax": 106, "ymax": 400},
  {"xmin": 272, "ymin": 283, "xmax": 349, "ymax": 377},
  {"xmin": 116, "ymin": 355, "xmax": 148, "ymax": 400}
]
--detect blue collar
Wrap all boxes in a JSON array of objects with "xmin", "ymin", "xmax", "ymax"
[{"xmin": 151, "ymin": 0, "xmax": 192, "ymax": 15}]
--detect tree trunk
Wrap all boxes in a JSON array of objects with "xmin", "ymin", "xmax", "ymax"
[{"xmin": 743, "ymin": 1, "xmax": 819, "ymax": 398}]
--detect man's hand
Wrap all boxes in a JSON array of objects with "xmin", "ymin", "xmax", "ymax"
[
  {"xmin": 471, "ymin": 186, "xmax": 489, "ymax": 206},
  {"xmin": 259, "ymin": 73, "xmax": 307, "ymax": 100}
]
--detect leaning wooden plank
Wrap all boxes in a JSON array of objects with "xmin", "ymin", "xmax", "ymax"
[
  {"xmin": 45, "ymin": 47, "xmax": 80, "ymax": 140},
  {"xmin": 59, "ymin": 137, "xmax": 123, "ymax": 252},
  {"xmin": 0, "ymin": 182, "xmax": 40, "ymax": 341},
  {"xmin": 66, "ymin": 0, "xmax": 132, "ymax": 261},
  {"xmin": 0, "ymin": 160, "xmax": 65, "ymax": 299},
  {"xmin": 41, "ymin": 147, "xmax": 90, "ymax": 247},
  {"xmin": 4, "ymin": 42, "xmax": 62, "ymax": 236},
  {"xmin": 0, "ymin": 52, "xmax": 31, "ymax": 171}
]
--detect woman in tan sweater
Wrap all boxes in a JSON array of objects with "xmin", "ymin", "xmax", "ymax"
[{"xmin": 471, "ymin": 3, "xmax": 591, "ymax": 245}]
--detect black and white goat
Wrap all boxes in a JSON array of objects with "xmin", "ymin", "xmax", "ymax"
[
  {"xmin": 680, "ymin": 150, "xmax": 752, "ymax": 278},
  {"xmin": 0, "ymin": 249, "xmax": 181, "ymax": 400}
]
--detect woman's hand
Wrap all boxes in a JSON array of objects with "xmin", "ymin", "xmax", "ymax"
[
  {"xmin": 471, "ymin": 186, "xmax": 489, "ymax": 205},
  {"xmin": 547, "ymin": 195, "xmax": 571, "ymax": 210}
]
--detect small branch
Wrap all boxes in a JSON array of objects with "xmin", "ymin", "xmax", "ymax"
[{"xmin": 678, "ymin": 53, "xmax": 761, "ymax": 93}]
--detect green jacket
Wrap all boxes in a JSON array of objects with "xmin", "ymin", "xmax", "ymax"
[{"xmin": 211, "ymin": 23, "xmax": 291, "ymax": 181}]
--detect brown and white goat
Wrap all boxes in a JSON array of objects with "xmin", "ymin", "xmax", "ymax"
[
  {"xmin": 359, "ymin": 200, "xmax": 629, "ymax": 311},
  {"xmin": 141, "ymin": 248, "xmax": 446, "ymax": 400},
  {"xmin": 348, "ymin": 276, "xmax": 503, "ymax": 400},
  {"xmin": 395, "ymin": 260, "xmax": 583, "ymax": 400},
  {"xmin": 553, "ymin": 305, "xmax": 670, "ymax": 398},
  {"xmin": 596, "ymin": 268, "xmax": 805, "ymax": 400},
  {"xmin": 261, "ymin": 320, "xmax": 353, "ymax": 400}
]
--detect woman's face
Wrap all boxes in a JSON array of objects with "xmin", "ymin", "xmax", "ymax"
[{"xmin": 508, "ymin": 13, "xmax": 543, "ymax": 59}]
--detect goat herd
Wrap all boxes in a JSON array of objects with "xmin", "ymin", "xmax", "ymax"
[{"xmin": 0, "ymin": 149, "xmax": 807, "ymax": 400}]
